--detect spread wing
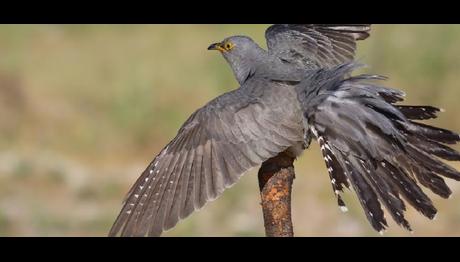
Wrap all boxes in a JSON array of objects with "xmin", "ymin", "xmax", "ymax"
[
  {"xmin": 109, "ymin": 79, "xmax": 304, "ymax": 236},
  {"xmin": 299, "ymin": 63, "xmax": 460, "ymax": 233},
  {"xmin": 265, "ymin": 24, "xmax": 371, "ymax": 69}
]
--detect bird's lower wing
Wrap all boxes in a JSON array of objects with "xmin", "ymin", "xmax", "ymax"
[
  {"xmin": 300, "ymin": 63, "xmax": 460, "ymax": 233},
  {"xmin": 109, "ymin": 80, "xmax": 304, "ymax": 236}
]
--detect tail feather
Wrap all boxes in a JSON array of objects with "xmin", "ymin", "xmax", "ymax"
[
  {"xmin": 346, "ymin": 156, "xmax": 388, "ymax": 232},
  {"xmin": 300, "ymin": 62, "xmax": 460, "ymax": 233},
  {"xmin": 402, "ymin": 121, "xmax": 460, "ymax": 144},
  {"xmin": 407, "ymin": 135, "xmax": 460, "ymax": 161},
  {"xmin": 406, "ymin": 144, "xmax": 460, "ymax": 181},
  {"xmin": 362, "ymin": 159, "xmax": 412, "ymax": 231},
  {"xmin": 396, "ymin": 105, "xmax": 441, "ymax": 120},
  {"xmin": 413, "ymin": 165, "xmax": 452, "ymax": 199},
  {"xmin": 313, "ymin": 129, "xmax": 350, "ymax": 211},
  {"xmin": 381, "ymin": 160, "xmax": 437, "ymax": 220}
]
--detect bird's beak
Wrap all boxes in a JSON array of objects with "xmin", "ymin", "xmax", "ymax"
[{"xmin": 207, "ymin": 42, "xmax": 226, "ymax": 52}]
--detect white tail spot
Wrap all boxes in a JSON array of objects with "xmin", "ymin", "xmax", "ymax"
[{"xmin": 311, "ymin": 126, "xmax": 318, "ymax": 137}]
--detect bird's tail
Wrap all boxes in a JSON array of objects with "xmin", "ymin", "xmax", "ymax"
[{"xmin": 297, "ymin": 63, "xmax": 460, "ymax": 233}]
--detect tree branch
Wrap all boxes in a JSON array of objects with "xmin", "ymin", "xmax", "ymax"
[{"xmin": 258, "ymin": 151, "xmax": 295, "ymax": 237}]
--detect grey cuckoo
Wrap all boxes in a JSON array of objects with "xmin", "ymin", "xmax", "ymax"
[{"xmin": 109, "ymin": 25, "xmax": 460, "ymax": 236}]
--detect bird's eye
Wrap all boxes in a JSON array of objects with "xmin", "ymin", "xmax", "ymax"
[{"xmin": 225, "ymin": 42, "xmax": 234, "ymax": 51}]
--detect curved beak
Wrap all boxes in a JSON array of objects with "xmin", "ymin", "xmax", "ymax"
[{"xmin": 207, "ymin": 42, "xmax": 225, "ymax": 52}]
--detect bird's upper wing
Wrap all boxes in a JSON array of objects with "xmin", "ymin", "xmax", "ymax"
[
  {"xmin": 265, "ymin": 24, "xmax": 371, "ymax": 69},
  {"xmin": 109, "ymin": 79, "xmax": 304, "ymax": 236},
  {"xmin": 298, "ymin": 63, "xmax": 460, "ymax": 233}
]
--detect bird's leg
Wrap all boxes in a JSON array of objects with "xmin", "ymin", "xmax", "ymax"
[{"xmin": 258, "ymin": 150, "xmax": 295, "ymax": 237}]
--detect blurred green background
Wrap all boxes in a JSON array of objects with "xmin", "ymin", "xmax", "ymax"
[{"xmin": 0, "ymin": 24, "xmax": 460, "ymax": 236}]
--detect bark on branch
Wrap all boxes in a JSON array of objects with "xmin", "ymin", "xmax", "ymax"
[{"xmin": 258, "ymin": 151, "xmax": 295, "ymax": 237}]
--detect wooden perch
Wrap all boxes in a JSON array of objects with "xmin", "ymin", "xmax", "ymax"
[{"xmin": 258, "ymin": 151, "xmax": 295, "ymax": 237}]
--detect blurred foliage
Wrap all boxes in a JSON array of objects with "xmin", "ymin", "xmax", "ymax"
[{"xmin": 0, "ymin": 25, "xmax": 459, "ymax": 236}]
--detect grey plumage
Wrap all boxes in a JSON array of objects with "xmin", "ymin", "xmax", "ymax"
[
  {"xmin": 299, "ymin": 63, "xmax": 460, "ymax": 232},
  {"xmin": 110, "ymin": 25, "xmax": 460, "ymax": 236},
  {"xmin": 265, "ymin": 24, "xmax": 371, "ymax": 69},
  {"xmin": 110, "ymin": 78, "xmax": 305, "ymax": 236}
]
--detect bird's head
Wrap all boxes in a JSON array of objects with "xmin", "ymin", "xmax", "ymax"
[
  {"xmin": 208, "ymin": 35, "xmax": 266, "ymax": 84},
  {"xmin": 208, "ymin": 35, "xmax": 259, "ymax": 54}
]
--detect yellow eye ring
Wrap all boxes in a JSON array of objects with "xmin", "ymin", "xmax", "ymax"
[{"xmin": 224, "ymin": 42, "xmax": 234, "ymax": 51}]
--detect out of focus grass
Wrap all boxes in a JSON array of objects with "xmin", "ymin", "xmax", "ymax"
[{"xmin": 0, "ymin": 25, "xmax": 459, "ymax": 236}]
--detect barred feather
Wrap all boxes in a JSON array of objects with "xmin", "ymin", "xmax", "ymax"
[{"xmin": 300, "ymin": 62, "xmax": 460, "ymax": 233}]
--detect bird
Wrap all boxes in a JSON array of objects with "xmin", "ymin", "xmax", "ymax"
[{"xmin": 109, "ymin": 25, "xmax": 460, "ymax": 236}]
